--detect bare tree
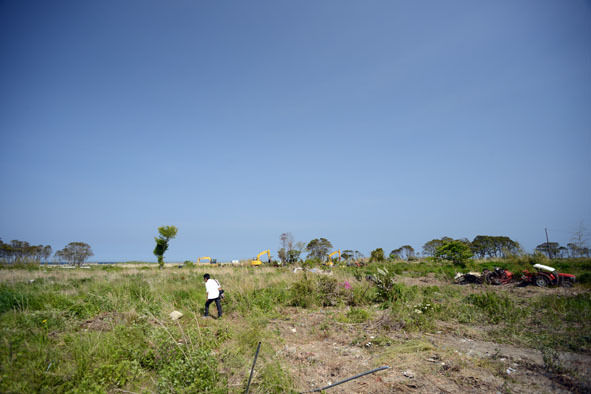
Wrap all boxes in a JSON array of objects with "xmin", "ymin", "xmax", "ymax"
[
  {"xmin": 570, "ymin": 221, "xmax": 590, "ymax": 257},
  {"xmin": 279, "ymin": 232, "xmax": 294, "ymax": 263}
]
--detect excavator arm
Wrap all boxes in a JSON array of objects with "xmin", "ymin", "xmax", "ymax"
[
  {"xmin": 257, "ymin": 250, "xmax": 271, "ymax": 260},
  {"xmin": 251, "ymin": 250, "xmax": 271, "ymax": 266},
  {"xmin": 327, "ymin": 250, "xmax": 341, "ymax": 266}
]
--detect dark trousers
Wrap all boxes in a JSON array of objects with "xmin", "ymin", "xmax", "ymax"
[{"xmin": 204, "ymin": 297, "xmax": 222, "ymax": 317}]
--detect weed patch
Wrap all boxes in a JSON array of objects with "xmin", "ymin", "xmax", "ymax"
[{"xmin": 465, "ymin": 291, "xmax": 521, "ymax": 324}]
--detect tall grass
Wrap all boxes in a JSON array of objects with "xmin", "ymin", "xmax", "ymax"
[{"xmin": 0, "ymin": 260, "xmax": 590, "ymax": 392}]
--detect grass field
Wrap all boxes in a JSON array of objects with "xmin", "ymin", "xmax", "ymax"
[{"xmin": 1, "ymin": 258, "xmax": 590, "ymax": 393}]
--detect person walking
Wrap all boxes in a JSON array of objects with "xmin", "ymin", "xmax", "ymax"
[{"xmin": 203, "ymin": 273, "xmax": 222, "ymax": 318}]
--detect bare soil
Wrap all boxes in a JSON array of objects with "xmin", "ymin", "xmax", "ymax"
[{"xmin": 268, "ymin": 308, "xmax": 591, "ymax": 393}]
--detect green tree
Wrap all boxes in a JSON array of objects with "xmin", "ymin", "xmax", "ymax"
[
  {"xmin": 287, "ymin": 249, "xmax": 301, "ymax": 263},
  {"xmin": 0, "ymin": 239, "xmax": 10, "ymax": 263},
  {"xmin": 42, "ymin": 245, "xmax": 52, "ymax": 264},
  {"xmin": 342, "ymin": 250, "xmax": 353, "ymax": 260},
  {"xmin": 55, "ymin": 242, "xmax": 94, "ymax": 267},
  {"xmin": 278, "ymin": 248, "xmax": 287, "ymax": 263},
  {"xmin": 390, "ymin": 245, "xmax": 415, "ymax": 260},
  {"xmin": 306, "ymin": 238, "xmax": 332, "ymax": 259},
  {"xmin": 434, "ymin": 240, "xmax": 472, "ymax": 267},
  {"xmin": 535, "ymin": 242, "xmax": 560, "ymax": 259},
  {"xmin": 0, "ymin": 239, "xmax": 52, "ymax": 264},
  {"xmin": 154, "ymin": 225, "xmax": 178, "ymax": 268},
  {"xmin": 369, "ymin": 248, "xmax": 385, "ymax": 262},
  {"xmin": 342, "ymin": 250, "xmax": 364, "ymax": 261},
  {"xmin": 422, "ymin": 237, "xmax": 453, "ymax": 256},
  {"xmin": 470, "ymin": 236, "xmax": 494, "ymax": 258}
]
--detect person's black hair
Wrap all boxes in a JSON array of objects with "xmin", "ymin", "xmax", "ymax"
[{"xmin": 203, "ymin": 273, "xmax": 210, "ymax": 280}]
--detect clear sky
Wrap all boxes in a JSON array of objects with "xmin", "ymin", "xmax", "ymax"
[{"xmin": 1, "ymin": 1, "xmax": 590, "ymax": 262}]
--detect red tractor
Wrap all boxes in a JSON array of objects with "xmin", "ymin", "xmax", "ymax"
[
  {"xmin": 483, "ymin": 267, "xmax": 514, "ymax": 285},
  {"xmin": 521, "ymin": 264, "xmax": 576, "ymax": 287}
]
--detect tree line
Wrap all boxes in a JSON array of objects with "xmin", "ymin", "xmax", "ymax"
[
  {"xmin": 534, "ymin": 242, "xmax": 589, "ymax": 259},
  {"xmin": 274, "ymin": 234, "xmax": 524, "ymax": 264},
  {"xmin": 0, "ymin": 239, "xmax": 93, "ymax": 267},
  {"xmin": 276, "ymin": 230, "xmax": 590, "ymax": 264},
  {"xmin": 533, "ymin": 223, "xmax": 590, "ymax": 258},
  {"xmin": 422, "ymin": 235, "xmax": 520, "ymax": 259},
  {"xmin": 0, "ymin": 239, "xmax": 52, "ymax": 263}
]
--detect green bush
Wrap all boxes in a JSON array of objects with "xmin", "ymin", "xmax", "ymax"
[
  {"xmin": 302, "ymin": 258, "xmax": 321, "ymax": 268},
  {"xmin": 316, "ymin": 276, "xmax": 339, "ymax": 306},
  {"xmin": 289, "ymin": 275, "xmax": 315, "ymax": 307},
  {"xmin": 534, "ymin": 293, "xmax": 591, "ymax": 324},
  {"xmin": 465, "ymin": 291, "xmax": 519, "ymax": 324},
  {"xmin": 0, "ymin": 285, "xmax": 37, "ymax": 313},
  {"xmin": 345, "ymin": 307, "xmax": 371, "ymax": 323},
  {"xmin": 577, "ymin": 272, "xmax": 591, "ymax": 285},
  {"xmin": 157, "ymin": 348, "xmax": 221, "ymax": 393},
  {"xmin": 101, "ymin": 265, "xmax": 123, "ymax": 271},
  {"xmin": 371, "ymin": 267, "xmax": 397, "ymax": 303},
  {"xmin": 0, "ymin": 262, "xmax": 40, "ymax": 270},
  {"xmin": 82, "ymin": 359, "xmax": 144, "ymax": 391}
]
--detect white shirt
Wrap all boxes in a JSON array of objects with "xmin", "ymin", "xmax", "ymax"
[{"xmin": 205, "ymin": 279, "xmax": 220, "ymax": 299}]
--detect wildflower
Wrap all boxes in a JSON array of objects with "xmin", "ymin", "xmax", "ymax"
[
  {"xmin": 343, "ymin": 281, "xmax": 352, "ymax": 290},
  {"xmin": 414, "ymin": 309, "xmax": 422, "ymax": 314},
  {"xmin": 42, "ymin": 319, "xmax": 47, "ymax": 324}
]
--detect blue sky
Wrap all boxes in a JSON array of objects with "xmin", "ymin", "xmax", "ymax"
[{"xmin": 1, "ymin": 1, "xmax": 590, "ymax": 261}]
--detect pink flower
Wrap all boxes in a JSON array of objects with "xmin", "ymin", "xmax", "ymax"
[{"xmin": 343, "ymin": 281, "xmax": 352, "ymax": 290}]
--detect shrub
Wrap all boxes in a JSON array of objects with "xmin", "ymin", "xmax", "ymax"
[
  {"xmin": 0, "ymin": 284, "xmax": 46, "ymax": 313},
  {"xmin": 157, "ymin": 348, "xmax": 220, "ymax": 393},
  {"xmin": 316, "ymin": 276, "xmax": 339, "ymax": 306},
  {"xmin": 465, "ymin": 291, "xmax": 518, "ymax": 324},
  {"xmin": 302, "ymin": 258, "xmax": 321, "ymax": 268},
  {"xmin": 349, "ymin": 284, "xmax": 375, "ymax": 306},
  {"xmin": 101, "ymin": 265, "xmax": 123, "ymax": 271},
  {"xmin": 578, "ymin": 272, "xmax": 591, "ymax": 285},
  {"xmin": 345, "ymin": 307, "xmax": 371, "ymax": 323},
  {"xmin": 371, "ymin": 267, "xmax": 397, "ymax": 302},
  {"xmin": 289, "ymin": 275, "xmax": 315, "ymax": 307},
  {"xmin": 82, "ymin": 359, "xmax": 144, "ymax": 390},
  {"xmin": 370, "ymin": 248, "xmax": 385, "ymax": 263}
]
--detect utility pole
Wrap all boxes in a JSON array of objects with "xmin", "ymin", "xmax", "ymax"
[{"xmin": 545, "ymin": 228, "xmax": 552, "ymax": 259}]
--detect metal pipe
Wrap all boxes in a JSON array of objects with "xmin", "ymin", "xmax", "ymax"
[
  {"xmin": 245, "ymin": 341, "xmax": 261, "ymax": 394},
  {"xmin": 303, "ymin": 365, "xmax": 390, "ymax": 393}
]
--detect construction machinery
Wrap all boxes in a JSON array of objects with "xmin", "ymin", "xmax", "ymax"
[
  {"xmin": 455, "ymin": 268, "xmax": 513, "ymax": 285},
  {"xmin": 197, "ymin": 256, "xmax": 212, "ymax": 264},
  {"xmin": 483, "ymin": 267, "xmax": 514, "ymax": 285},
  {"xmin": 251, "ymin": 250, "xmax": 271, "ymax": 266},
  {"xmin": 521, "ymin": 264, "xmax": 576, "ymax": 287},
  {"xmin": 326, "ymin": 250, "xmax": 341, "ymax": 266},
  {"xmin": 454, "ymin": 271, "xmax": 484, "ymax": 285}
]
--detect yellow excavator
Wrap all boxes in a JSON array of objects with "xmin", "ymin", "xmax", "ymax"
[
  {"xmin": 251, "ymin": 250, "xmax": 271, "ymax": 266},
  {"xmin": 197, "ymin": 256, "xmax": 211, "ymax": 264},
  {"xmin": 327, "ymin": 250, "xmax": 341, "ymax": 266}
]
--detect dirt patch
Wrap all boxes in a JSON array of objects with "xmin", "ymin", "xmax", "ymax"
[
  {"xmin": 79, "ymin": 312, "xmax": 127, "ymax": 331},
  {"xmin": 397, "ymin": 273, "xmax": 587, "ymax": 300},
  {"xmin": 269, "ymin": 308, "xmax": 591, "ymax": 393},
  {"xmin": 432, "ymin": 332, "xmax": 591, "ymax": 393},
  {"xmin": 397, "ymin": 274, "xmax": 449, "ymax": 288}
]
